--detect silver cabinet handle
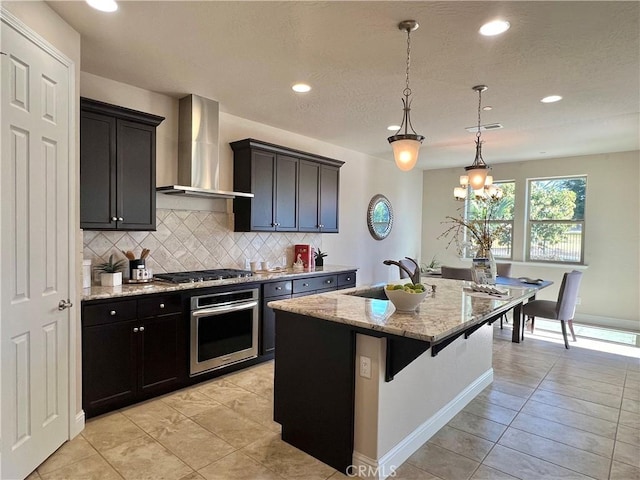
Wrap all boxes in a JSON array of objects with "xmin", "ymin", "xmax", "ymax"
[
  {"xmin": 58, "ymin": 299, "xmax": 73, "ymax": 310},
  {"xmin": 111, "ymin": 216, "xmax": 118, "ymax": 222},
  {"xmin": 139, "ymin": 326, "xmax": 145, "ymax": 332},
  {"xmin": 325, "ymin": 279, "xmax": 332, "ymax": 284},
  {"xmin": 110, "ymin": 310, "xmax": 116, "ymax": 316},
  {"xmin": 275, "ymin": 286, "xmax": 282, "ymax": 291},
  {"xmin": 117, "ymin": 217, "xmax": 123, "ymax": 221},
  {"xmin": 346, "ymin": 277, "xmax": 351, "ymax": 281},
  {"xmin": 159, "ymin": 303, "xmax": 165, "ymax": 309},
  {"xmin": 133, "ymin": 327, "xmax": 139, "ymax": 333},
  {"xmin": 302, "ymin": 283, "xmax": 309, "ymax": 287}
]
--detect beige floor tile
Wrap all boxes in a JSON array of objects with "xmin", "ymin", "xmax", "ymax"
[
  {"xmin": 223, "ymin": 391, "xmax": 280, "ymax": 432},
  {"xmin": 447, "ymin": 411, "xmax": 507, "ymax": 443},
  {"xmin": 620, "ymin": 410, "xmax": 640, "ymax": 429},
  {"xmin": 240, "ymin": 434, "xmax": 336, "ymax": 480},
  {"xmin": 197, "ymin": 451, "xmax": 284, "ymax": 480},
  {"xmin": 476, "ymin": 387, "xmax": 527, "ymax": 411},
  {"xmin": 226, "ymin": 368, "xmax": 274, "ymax": 399},
  {"xmin": 197, "ymin": 379, "xmax": 252, "ymax": 404},
  {"xmin": 538, "ymin": 379, "xmax": 622, "ymax": 408},
  {"xmin": 101, "ymin": 435, "xmax": 193, "ymax": 480},
  {"xmin": 490, "ymin": 379, "xmax": 535, "ymax": 399},
  {"xmin": 463, "ymin": 398, "xmax": 518, "ymax": 425},
  {"xmin": 491, "ymin": 368, "xmax": 541, "ymax": 389},
  {"xmin": 610, "ymin": 460, "xmax": 640, "ymax": 480},
  {"xmin": 192, "ymin": 404, "xmax": 274, "ymax": 448},
  {"xmin": 469, "ymin": 464, "xmax": 519, "ymax": 480},
  {"xmin": 511, "ymin": 412, "xmax": 614, "ymax": 457},
  {"xmin": 151, "ymin": 417, "xmax": 237, "ymax": 470},
  {"xmin": 545, "ymin": 371, "xmax": 625, "ymax": 395},
  {"xmin": 529, "ymin": 389, "xmax": 620, "ymax": 422},
  {"xmin": 121, "ymin": 398, "xmax": 188, "ymax": 435},
  {"xmin": 522, "ymin": 398, "xmax": 618, "ymax": 439},
  {"xmin": 625, "ymin": 384, "xmax": 640, "ymax": 400},
  {"xmin": 26, "ymin": 470, "xmax": 43, "ymax": 480},
  {"xmin": 551, "ymin": 363, "xmax": 627, "ymax": 386},
  {"xmin": 617, "ymin": 424, "xmax": 640, "ymax": 446},
  {"xmin": 613, "ymin": 440, "xmax": 640, "ymax": 468},
  {"xmin": 408, "ymin": 443, "xmax": 479, "ymax": 480},
  {"xmin": 179, "ymin": 472, "xmax": 206, "ymax": 480},
  {"xmin": 428, "ymin": 426, "xmax": 494, "ymax": 462},
  {"xmin": 161, "ymin": 389, "xmax": 222, "ymax": 417},
  {"xmin": 483, "ymin": 444, "xmax": 594, "ymax": 480},
  {"xmin": 82, "ymin": 412, "xmax": 146, "ymax": 452},
  {"xmin": 37, "ymin": 435, "xmax": 99, "ymax": 475},
  {"xmin": 498, "ymin": 428, "xmax": 611, "ymax": 480},
  {"xmin": 623, "ymin": 397, "xmax": 640, "ymax": 414},
  {"xmin": 39, "ymin": 454, "xmax": 123, "ymax": 480},
  {"xmin": 391, "ymin": 463, "xmax": 441, "ymax": 480}
]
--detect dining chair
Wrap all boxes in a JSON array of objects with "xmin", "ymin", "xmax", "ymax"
[
  {"xmin": 441, "ymin": 266, "xmax": 473, "ymax": 281},
  {"xmin": 522, "ymin": 270, "xmax": 583, "ymax": 349},
  {"xmin": 495, "ymin": 263, "xmax": 512, "ymax": 329}
]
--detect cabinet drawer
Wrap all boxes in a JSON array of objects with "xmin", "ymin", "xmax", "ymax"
[
  {"xmin": 83, "ymin": 300, "xmax": 137, "ymax": 327},
  {"xmin": 138, "ymin": 294, "xmax": 182, "ymax": 318},
  {"xmin": 293, "ymin": 275, "xmax": 337, "ymax": 294},
  {"xmin": 264, "ymin": 280, "xmax": 293, "ymax": 298},
  {"xmin": 337, "ymin": 272, "xmax": 356, "ymax": 288}
]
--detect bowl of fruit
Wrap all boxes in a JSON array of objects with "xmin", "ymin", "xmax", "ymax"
[{"xmin": 384, "ymin": 283, "xmax": 429, "ymax": 312}]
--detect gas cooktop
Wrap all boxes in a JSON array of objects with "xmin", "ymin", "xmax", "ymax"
[{"xmin": 154, "ymin": 269, "xmax": 253, "ymax": 284}]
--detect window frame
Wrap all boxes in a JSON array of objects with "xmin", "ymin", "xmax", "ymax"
[{"xmin": 525, "ymin": 175, "xmax": 586, "ymax": 265}]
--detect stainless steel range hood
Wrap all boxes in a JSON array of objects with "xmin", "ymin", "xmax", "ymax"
[{"xmin": 157, "ymin": 94, "xmax": 253, "ymax": 199}]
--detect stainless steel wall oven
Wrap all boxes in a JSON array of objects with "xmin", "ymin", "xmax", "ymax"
[{"xmin": 190, "ymin": 287, "xmax": 259, "ymax": 376}]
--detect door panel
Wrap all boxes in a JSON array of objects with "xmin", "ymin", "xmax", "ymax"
[
  {"xmin": 1, "ymin": 17, "xmax": 71, "ymax": 479},
  {"xmin": 274, "ymin": 154, "xmax": 298, "ymax": 231},
  {"xmin": 298, "ymin": 160, "xmax": 320, "ymax": 232},
  {"xmin": 138, "ymin": 314, "xmax": 181, "ymax": 396},
  {"xmin": 319, "ymin": 166, "xmax": 339, "ymax": 232},
  {"xmin": 250, "ymin": 150, "xmax": 276, "ymax": 230}
]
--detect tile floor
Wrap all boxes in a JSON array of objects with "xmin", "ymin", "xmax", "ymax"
[{"xmin": 29, "ymin": 325, "xmax": 640, "ymax": 480}]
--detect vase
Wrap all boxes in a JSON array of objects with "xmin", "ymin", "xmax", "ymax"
[
  {"xmin": 315, "ymin": 257, "xmax": 324, "ymax": 267},
  {"xmin": 473, "ymin": 247, "xmax": 497, "ymax": 285}
]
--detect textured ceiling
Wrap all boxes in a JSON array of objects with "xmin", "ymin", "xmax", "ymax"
[{"xmin": 47, "ymin": 1, "xmax": 639, "ymax": 169}]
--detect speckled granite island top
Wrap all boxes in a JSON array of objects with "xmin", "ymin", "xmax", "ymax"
[
  {"xmin": 82, "ymin": 265, "xmax": 357, "ymax": 301},
  {"xmin": 269, "ymin": 277, "xmax": 539, "ymax": 343}
]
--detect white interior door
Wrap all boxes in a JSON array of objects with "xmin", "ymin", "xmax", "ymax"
[{"xmin": 1, "ymin": 13, "xmax": 72, "ymax": 479}]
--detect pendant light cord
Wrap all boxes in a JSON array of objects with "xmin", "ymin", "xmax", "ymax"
[
  {"xmin": 476, "ymin": 88, "xmax": 482, "ymax": 141},
  {"xmin": 404, "ymin": 28, "xmax": 412, "ymax": 97}
]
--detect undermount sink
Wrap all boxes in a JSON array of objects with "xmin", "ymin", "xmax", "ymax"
[{"xmin": 344, "ymin": 286, "xmax": 388, "ymax": 300}]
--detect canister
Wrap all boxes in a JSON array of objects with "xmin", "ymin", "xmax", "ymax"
[{"xmin": 82, "ymin": 259, "xmax": 92, "ymax": 288}]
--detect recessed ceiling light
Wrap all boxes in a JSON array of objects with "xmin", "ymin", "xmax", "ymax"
[
  {"xmin": 387, "ymin": 125, "xmax": 401, "ymax": 131},
  {"xmin": 479, "ymin": 20, "xmax": 510, "ymax": 36},
  {"xmin": 86, "ymin": 0, "xmax": 118, "ymax": 12},
  {"xmin": 292, "ymin": 83, "xmax": 311, "ymax": 93},
  {"xmin": 541, "ymin": 95, "xmax": 563, "ymax": 103},
  {"xmin": 482, "ymin": 106, "xmax": 493, "ymax": 111}
]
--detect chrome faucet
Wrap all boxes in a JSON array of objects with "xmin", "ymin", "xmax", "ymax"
[{"xmin": 383, "ymin": 257, "xmax": 437, "ymax": 293}]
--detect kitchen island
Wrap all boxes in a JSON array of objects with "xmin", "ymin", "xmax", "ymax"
[{"xmin": 269, "ymin": 278, "xmax": 539, "ymax": 479}]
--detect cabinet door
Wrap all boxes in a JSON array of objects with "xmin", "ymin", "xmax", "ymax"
[
  {"xmin": 319, "ymin": 165, "xmax": 339, "ymax": 232},
  {"xmin": 298, "ymin": 160, "xmax": 320, "ymax": 232},
  {"xmin": 138, "ymin": 313, "xmax": 183, "ymax": 397},
  {"xmin": 250, "ymin": 150, "xmax": 277, "ymax": 231},
  {"xmin": 117, "ymin": 120, "xmax": 156, "ymax": 230},
  {"xmin": 261, "ymin": 294, "xmax": 290, "ymax": 354},
  {"xmin": 274, "ymin": 155, "xmax": 298, "ymax": 231},
  {"xmin": 80, "ymin": 111, "xmax": 117, "ymax": 229},
  {"xmin": 82, "ymin": 320, "xmax": 137, "ymax": 417}
]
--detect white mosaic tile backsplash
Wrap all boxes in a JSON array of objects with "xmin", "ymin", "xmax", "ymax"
[{"xmin": 83, "ymin": 208, "xmax": 322, "ymax": 277}]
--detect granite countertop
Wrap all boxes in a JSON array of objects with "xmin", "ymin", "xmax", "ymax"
[
  {"xmin": 83, "ymin": 265, "xmax": 358, "ymax": 301},
  {"xmin": 268, "ymin": 277, "xmax": 539, "ymax": 343}
]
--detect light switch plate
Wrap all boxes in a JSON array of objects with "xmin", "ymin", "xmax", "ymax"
[{"xmin": 359, "ymin": 356, "xmax": 371, "ymax": 379}]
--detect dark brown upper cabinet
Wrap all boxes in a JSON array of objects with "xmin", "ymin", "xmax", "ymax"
[
  {"xmin": 80, "ymin": 97, "xmax": 164, "ymax": 231},
  {"xmin": 231, "ymin": 139, "xmax": 343, "ymax": 233}
]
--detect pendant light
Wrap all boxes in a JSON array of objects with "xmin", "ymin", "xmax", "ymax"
[
  {"xmin": 464, "ymin": 85, "xmax": 490, "ymax": 190},
  {"xmin": 388, "ymin": 20, "xmax": 425, "ymax": 172}
]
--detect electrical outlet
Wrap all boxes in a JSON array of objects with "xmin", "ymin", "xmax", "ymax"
[
  {"xmin": 359, "ymin": 356, "xmax": 371, "ymax": 379},
  {"xmin": 575, "ymin": 296, "xmax": 581, "ymax": 305}
]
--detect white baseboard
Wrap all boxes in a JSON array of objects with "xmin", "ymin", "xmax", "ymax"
[
  {"xmin": 351, "ymin": 368, "xmax": 494, "ymax": 480},
  {"xmin": 575, "ymin": 314, "xmax": 640, "ymax": 334},
  {"xmin": 70, "ymin": 410, "xmax": 85, "ymax": 438}
]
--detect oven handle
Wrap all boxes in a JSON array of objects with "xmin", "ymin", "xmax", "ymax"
[{"xmin": 192, "ymin": 301, "xmax": 258, "ymax": 317}]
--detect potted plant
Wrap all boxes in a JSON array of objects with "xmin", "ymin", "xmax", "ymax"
[
  {"xmin": 314, "ymin": 249, "xmax": 328, "ymax": 267},
  {"xmin": 95, "ymin": 254, "xmax": 125, "ymax": 286}
]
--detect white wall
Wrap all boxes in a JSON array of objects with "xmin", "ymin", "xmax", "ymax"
[
  {"xmin": 421, "ymin": 151, "xmax": 640, "ymax": 331},
  {"xmin": 81, "ymin": 73, "xmax": 424, "ymax": 286},
  {"xmin": 3, "ymin": 0, "xmax": 83, "ymax": 434}
]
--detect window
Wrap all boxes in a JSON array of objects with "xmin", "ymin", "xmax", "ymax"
[
  {"xmin": 527, "ymin": 176, "xmax": 586, "ymax": 264},
  {"xmin": 465, "ymin": 181, "xmax": 515, "ymax": 259}
]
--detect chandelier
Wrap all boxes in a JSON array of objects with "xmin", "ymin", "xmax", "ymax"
[
  {"xmin": 387, "ymin": 20, "xmax": 425, "ymax": 172},
  {"xmin": 454, "ymin": 85, "xmax": 499, "ymax": 200}
]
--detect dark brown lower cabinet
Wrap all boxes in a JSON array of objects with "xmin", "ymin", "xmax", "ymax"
[{"xmin": 82, "ymin": 294, "xmax": 186, "ymax": 418}]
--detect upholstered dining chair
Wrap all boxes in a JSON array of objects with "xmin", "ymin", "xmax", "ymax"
[
  {"xmin": 495, "ymin": 263, "xmax": 512, "ymax": 329},
  {"xmin": 522, "ymin": 270, "xmax": 583, "ymax": 349},
  {"xmin": 441, "ymin": 266, "xmax": 474, "ymax": 281}
]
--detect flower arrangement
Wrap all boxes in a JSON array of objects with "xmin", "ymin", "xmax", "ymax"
[{"xmin": 439, "ymin": 189, "xmax": 509, "ymax": 258}]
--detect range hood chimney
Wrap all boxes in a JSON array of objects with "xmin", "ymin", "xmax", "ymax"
[{"xmin": 157, "ymin": 94, "xmax": 253, "ymax": 199}]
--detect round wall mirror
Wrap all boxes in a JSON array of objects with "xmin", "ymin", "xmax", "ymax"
[{"xmin": 367, "ymin": 194, "xmax": 393, "ymax": 240}]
